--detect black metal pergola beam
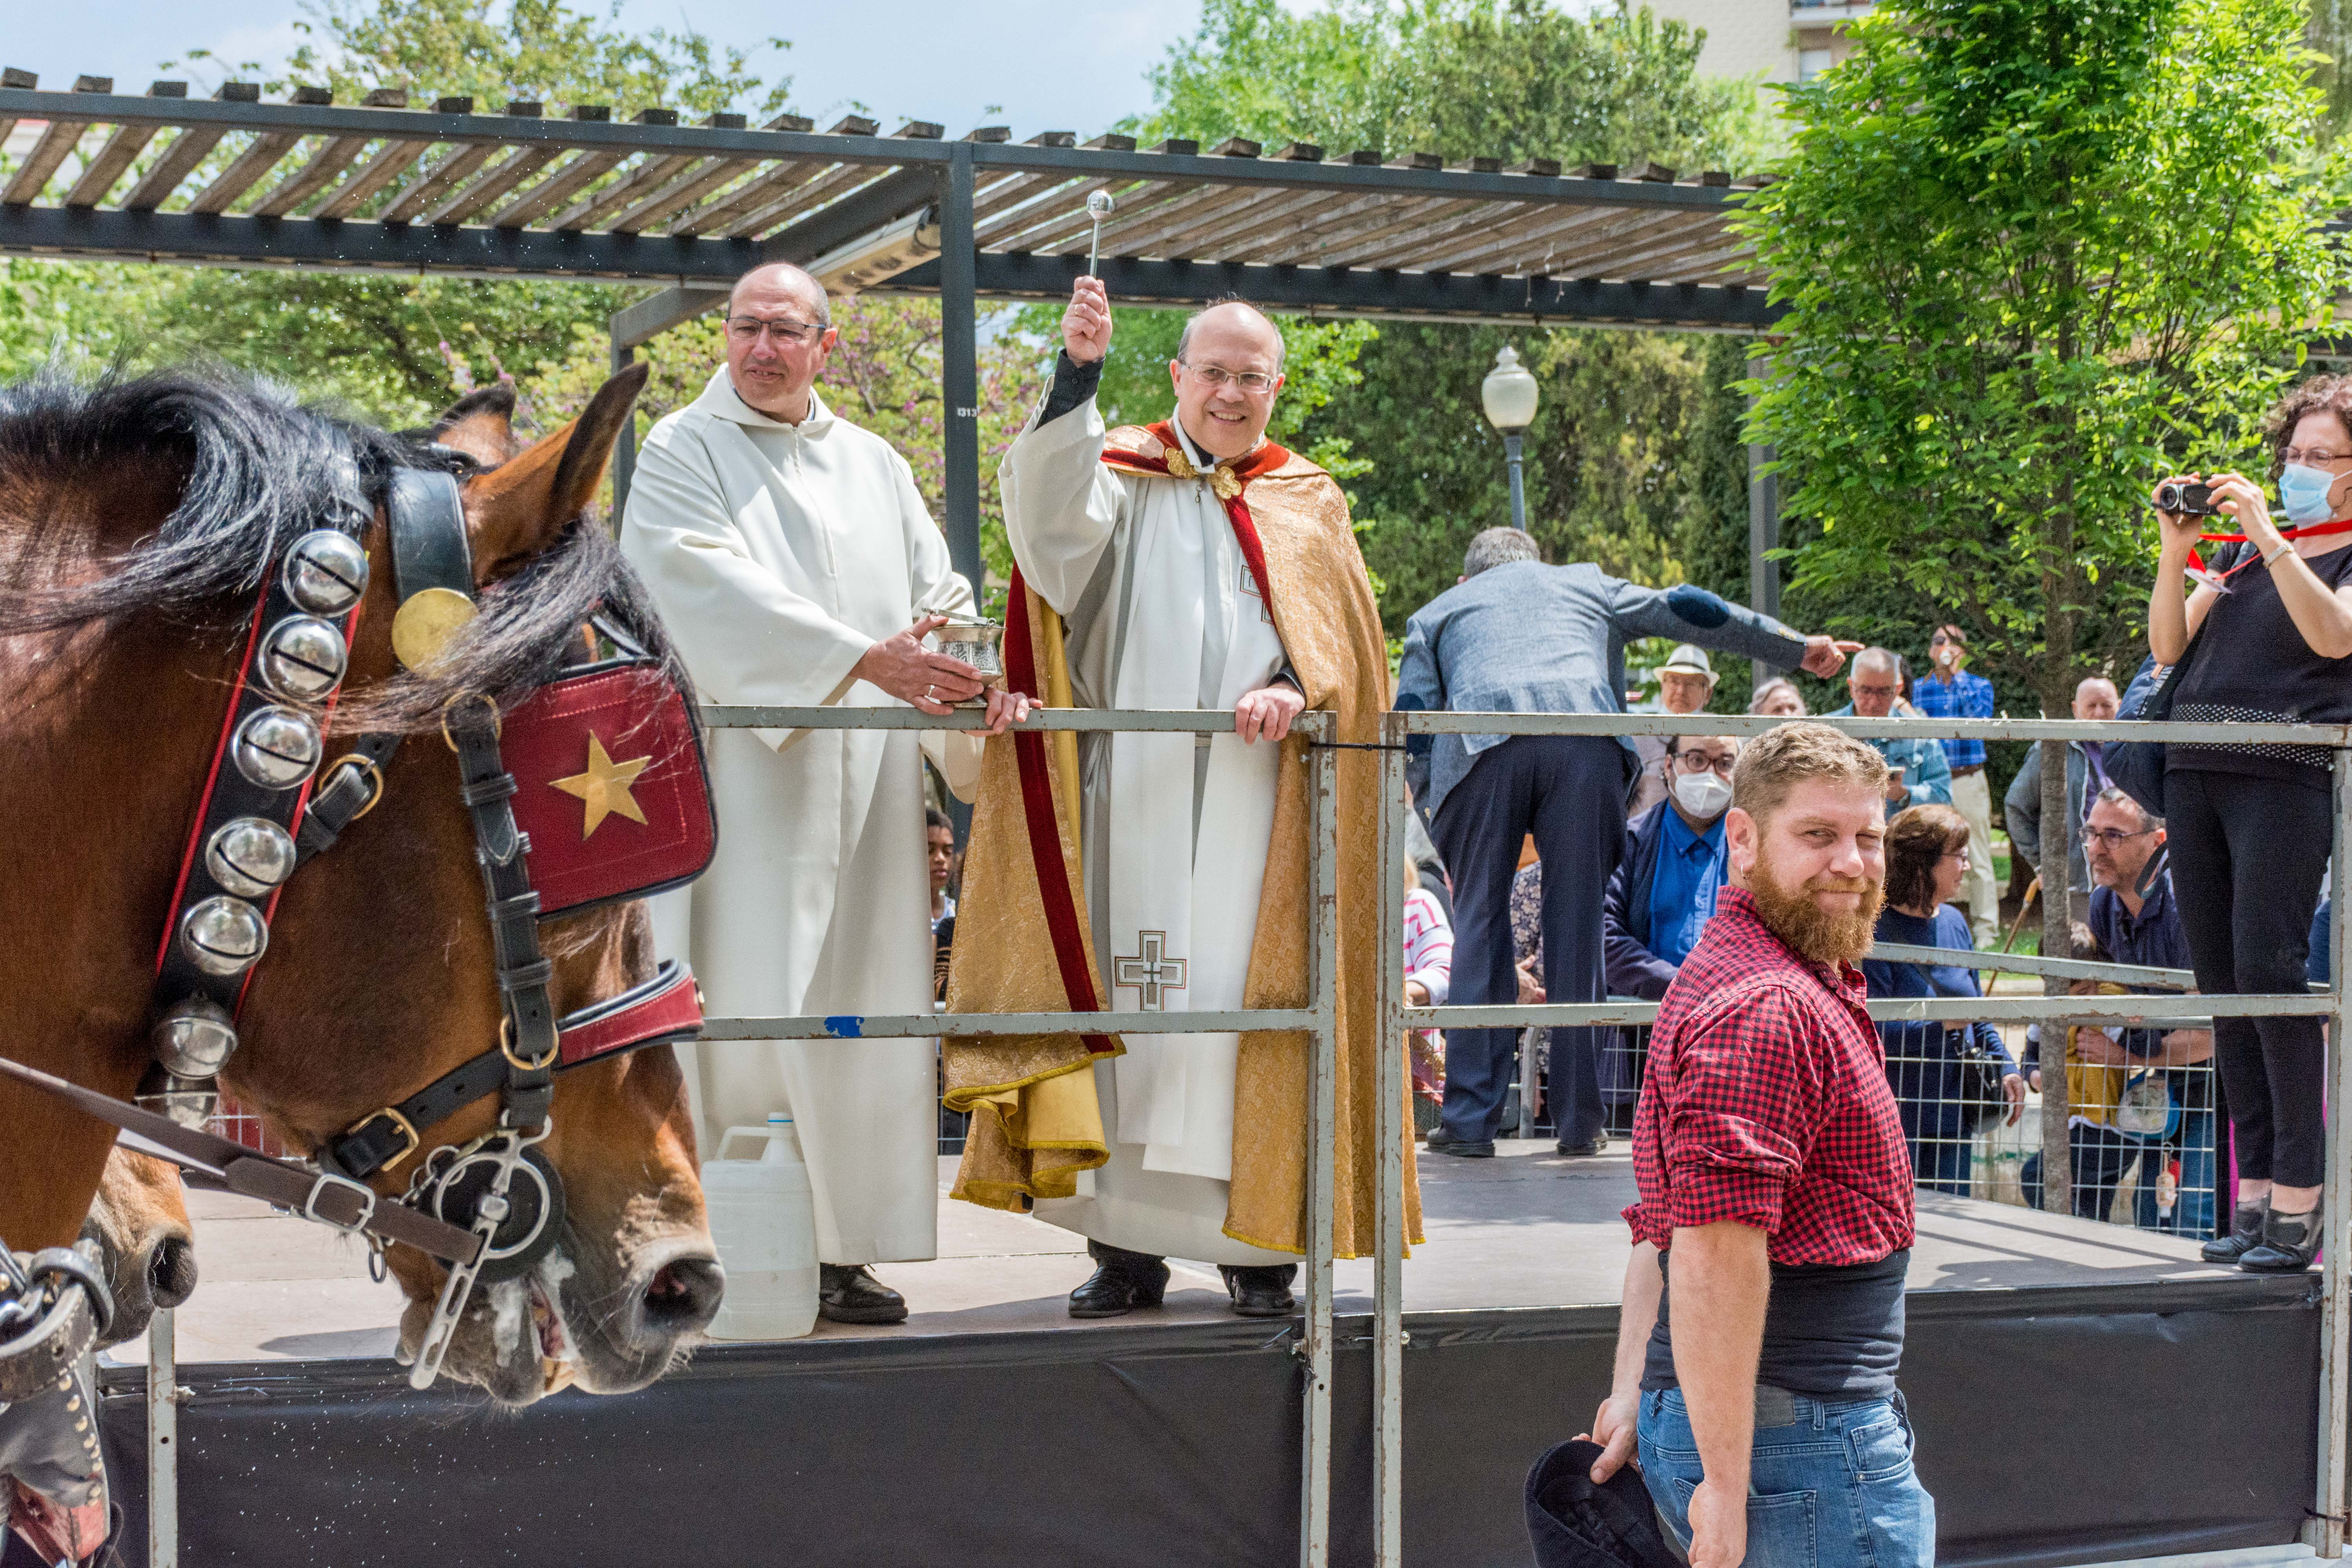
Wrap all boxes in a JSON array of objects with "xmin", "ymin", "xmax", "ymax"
[{"xmin": 885, "ymin": 252, "xmax": 1782, "ymax": 330}]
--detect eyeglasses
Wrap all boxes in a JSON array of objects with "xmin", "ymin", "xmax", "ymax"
[
  {"xmin": 2285, "ymin": 448, "xmax": 2352, "ymax": 467},
  {"xmin": 2085, "ymin": 826, "xmax": 2158, "ymax": 848},
  {"xmin": 1851, "ymin": 682, "xmax": 1900, "ymax": 697},
  {"xmin": 1670, "ymin": 750, "xmax": 1734, "ymax": 775},
  {"xmin": 1941, "ymin": 847, "xmax": 1972, "ymax": 863},
  {"xmin": 1178, "ymin": 359, "xmax": 1278, "ymax": 394},
  {"xmin": 726, "ymin": 314, "xmax": 826, "ymax": 347}
]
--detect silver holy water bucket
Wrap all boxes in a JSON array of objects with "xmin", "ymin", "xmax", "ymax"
[{"xmin": 930, "ymin": 615, "xmax": 1005, "ymax": 705}]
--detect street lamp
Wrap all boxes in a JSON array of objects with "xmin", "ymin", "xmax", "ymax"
[{"xmin": 1481, "ymin": 345, "xmax": 1539, "ymax": 531}]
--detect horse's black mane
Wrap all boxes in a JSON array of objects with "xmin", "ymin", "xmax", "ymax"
[{"xmin": 0, "ymin": 366, "xmax": 684, "ymax": 736}]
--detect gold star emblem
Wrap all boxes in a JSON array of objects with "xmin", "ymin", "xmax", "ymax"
[{"xmin": 550, "ymin": 732, "xmax": 652, "ymax": 838}]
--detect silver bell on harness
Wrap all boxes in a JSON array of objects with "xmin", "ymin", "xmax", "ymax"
[
  {"xmin": 134, "ymin": 1062, "xmax": 218, "ymax": 1131},
  {"xmin": 257, "ymin": 614, "xmax": 349, "ymax": 703},
  {"xmin": 418, "ymin": 1141, "xmax": 564, "ymax": 1282},
  {"xmin": 151, "ymin": 995, "xmax": 239, "ymax": 1077},
  {"xmin": 205, "ymin": 815, "xmax": 297, "ymax": 899},
  {"xmin": 232, "ymin": 704, "xmax": 323, "ymax": 789},
  {"xmin": 180, "ymin": 894, "xmax": 268, "ymax": 976},
  {"xmin": 281, "ymin": 528, "xmax": 370, "ymax": 616}
]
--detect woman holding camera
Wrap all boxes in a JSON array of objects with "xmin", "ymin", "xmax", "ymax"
[
  {"xmin": 1862, "ymin": 804, "xmax": 2024, "ymax": 1194},
  {"xmin": 2150, "ymin": 374, "xmax": 2352, "ymax": 1273}
]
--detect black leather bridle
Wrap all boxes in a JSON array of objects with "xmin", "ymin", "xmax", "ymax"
[{"xmin": 1, "ymin": 455, "xmax": 703, "ymax": 1389}]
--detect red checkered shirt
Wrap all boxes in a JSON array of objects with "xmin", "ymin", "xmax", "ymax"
[{"xmin": 1622, "ymin": 886, "xmax": 1916, "ymax": 1265}]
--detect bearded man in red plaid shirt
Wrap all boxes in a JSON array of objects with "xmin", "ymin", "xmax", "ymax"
[{"xmin": 1580, "ymin": 722, "xmax": 1934, "ymax": 1568}]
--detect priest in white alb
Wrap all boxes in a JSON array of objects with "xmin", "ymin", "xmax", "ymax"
[
  {"xmin": 621, "ymin": 261, "xmax": 1028, "ymax": 1326},
  {"xmin": 944, "ymin": 279, "xmax": 1419, "ymax": 1318}
]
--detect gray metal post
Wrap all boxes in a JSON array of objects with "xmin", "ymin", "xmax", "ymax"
[
  {"xmin": 1299, "ymin": 737, "xmax": 1341, "ymax": 1568},
  {"xmin": 1374, "ymin": 712, "xmax": 1408, "ymax": 1568},
  {"xmin": 2317, "ymin": 746, "xmax": 2352, "ymax": 1556},
  {"xmin": 610, "ymin": 334, "xmax": 636, "ymax": 529},
  {"xmin": 938, "ymin": 143, "xmax": 984, "ymax": 601},
  {"xmin": 148, "ymin": 1307, "xmax": 177, "ymax": 1568},
  {"xmin": 1746, "ymin": 354, "xmax": 1779, "ymax": 691},
  {"xmin": 1503, "ymin": 432, "xmax": 1528, "ymax": 533},
  {"xmin": 1517, "ymin": 1027, "xmax": 1539, "ymax": 1140},
  {"xmin": 2036, "ymin": 735, "xmax": 2073, "ymax": 1216}
]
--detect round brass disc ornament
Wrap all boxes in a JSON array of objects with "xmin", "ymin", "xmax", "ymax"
[{"xmin": 391, "ymin": 587, "xmax": 478, "ymax": 670}]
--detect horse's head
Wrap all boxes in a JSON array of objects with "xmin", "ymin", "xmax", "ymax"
[
  {"xmin": 211, "ymin": 367, "xmax": 722, "ymax": 1403},
  {"xmin": 80, "ymin": 1146, "xmax": 196, "ymax": 1348}
]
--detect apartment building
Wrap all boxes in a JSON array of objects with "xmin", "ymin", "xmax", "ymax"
[{"xmin": 1647, "ymin": 0, "xmax": 1875, "ymax": 83}]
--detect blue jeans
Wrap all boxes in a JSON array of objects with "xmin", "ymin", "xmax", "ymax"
[{"xmin": 1637, "ymin": 1387, "xmax": 1936, "ymax": 1568}]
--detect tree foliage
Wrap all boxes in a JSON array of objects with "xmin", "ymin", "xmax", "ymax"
[
  {"xmin": 1745, "ymin": 0, "xmax": 2343, "ymax": 724},
  {"xmin": 1140, "ymin": 0, "xmax": 1773, "ymax": 172}
]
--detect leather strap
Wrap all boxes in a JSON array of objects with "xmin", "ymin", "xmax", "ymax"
[
  {"xmin": 294, "ymin": 731, "xmax": 401, "ymax": 866},
  {"xmin": 0, "ymin": 1054, "xmax": 480, "ymax": 1265},
  {"xmin": 388, "ymin": 469, "xmax": 472, "ymax": 601},
  {"xmin": 327, "ymin": 961, "xmax": 700, "ymax": 1179}
]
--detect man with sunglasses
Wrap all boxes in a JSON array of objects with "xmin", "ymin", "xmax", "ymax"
[
  {"xmin": 1827, "ymin": 648, "xmax": 1951, "ymax": 809},
  {"xmin": 624, "ymin": 261, "xmax": 1027, "ymax": 1328}
]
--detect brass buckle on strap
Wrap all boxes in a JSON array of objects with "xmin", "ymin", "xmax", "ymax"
[
  {"xmin": 324, "ymin": 753, "xmax": 387, "ymax": 821},
  {"xmin": 498, "ymin": 1014, "xmax": 559, "ymax": 1075},
  {"xmin": 344, "ymin": 1105, "xmax": 421, "ymax": 1172}
]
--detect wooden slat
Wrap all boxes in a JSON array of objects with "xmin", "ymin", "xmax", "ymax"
[
  {"xmin": 249, "ymin": 135, "xmax": 373, "ymax": 217},
  {"xmin": 721, "ymin": 162, "xmax": 881, "ymax": 240},
  {"xmin": 2, "ymin": 118, "xmax": 92, "ymax": 205},
  {"xmin": 971, "ymin": 170, "xmax": 1071, "ymax": 225},
  {"xmin": 1016, "ymin": 180, "xmax": 1191, "ymax": 255},
  {"xmin": 119, "ymin": 126, "xmax": 229, "ymax": 211},
  {"xmin": 185, "ymin": 131, "xmax": 304, "ymax": 214},
  {"xmin": 606, "ymin": 154, "xmax": 761, "ymax": 234},
  {"xmin": 1219, "ymin": 185, "xmax": 1382, "ymax": 265},
  {"xmin": 548, "ymin": 151, "xmax": 699, "ymax": 232},
  {"xmin": 426, "ymin": 144, "xmax": 559, "ymax": 224},
  {"xmin": 1360, "ymin": 202, "xmax": 1573, "ymax": 273},
  {"xmin": 665, "ymin": 156, "xmax": 826, "ymax": 236},
  {"xmin": 973, "ymin": 175, "xmax": 1130, "ymax": 247},
  {"xmin": 1105, "ymin": 184, "xmax": 1287, "ymax": 261},
  {"xmin": 1563, "ymin": 218, "xmax": 1740, "ymax": 283},
  {"xmin": 64, "ymin": 123, "xmax": 160, "ymax": 207},
  {"xmin": 378, "ymin": 141, "xmax": 499, "ymax": 223},
  {"xmin": 1426, "ymin": 205, "xmax": 1683, "ymax": 277},
  {"xmin": 315, "ymin": 138, "xmax": 432, "ymax": 219},
  {"xmin": 1073, "ymin": 178, "xmax": 1233, "ymax": 256},
  {"xmin": 488, "ymin": 149, "xmax": 625, "ymax": 229},
  {"xmin": 1252, "ymin": 194, "xmax": 1478, "ymax": 270}
]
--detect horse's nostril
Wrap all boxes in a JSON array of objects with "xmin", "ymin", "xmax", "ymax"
[
  {"xmin": 148, "ymin": 1236, "xmax": 198, "ymax": 1308},
  {"xmin": 640, "ymin": 1255, "xmax": 723, "ymax": 1330}
]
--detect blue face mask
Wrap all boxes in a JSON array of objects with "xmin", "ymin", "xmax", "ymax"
[{"xmin": 2278, "ymin": 463, "xmax": 2338, "ymax": 526}]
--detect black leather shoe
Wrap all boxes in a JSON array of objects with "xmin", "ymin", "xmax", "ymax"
[
  {"xmin": 2240, "ymin": 1204, "xmax": 2322, "ymax": 1274},
  {"xmin": 1220, "ymin": 1264, "xmax": 1299, "ymax": 1318},
  {"xmin": 818, "ymin": 1263, "xmax": 908, "ymax": 1325},
  {"xmin": 2202, "ymin": 1201, "xmax": 2268, "ymax": 1264},
  {"xmin": 1069, "ymin": 1241, "xmax": 1169, "ymax": 1319},
  {"xmin": 1425, "ymin": 1132, "xmax": 1495, "ymax": 1158},
  {"xmin": 1556, "ymin": 1131, "xmax": 1610, "ymax": 1157}
]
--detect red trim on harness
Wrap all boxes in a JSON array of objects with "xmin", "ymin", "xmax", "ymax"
[
  {"xmin": 154, "ymin": 593, "xmax": 272, "ymax": 975},
  {"xmin": 556, "ymin": 961, "xmax": 703, "ymax": 1068},
  {"xmin": 1003, "ymin": 575, "xmax": 1114, "ymax": 1056}
]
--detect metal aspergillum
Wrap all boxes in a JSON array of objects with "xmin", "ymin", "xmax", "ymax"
[{"xmin": 1087, "ymin": 189, "xmax": 1114, "ymax": 278}]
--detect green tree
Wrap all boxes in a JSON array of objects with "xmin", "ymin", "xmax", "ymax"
[{"xmin": 1744, "ymin": 0, "xmax": 2341, "ymax": 1074}]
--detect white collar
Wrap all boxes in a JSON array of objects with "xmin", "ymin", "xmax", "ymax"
[
  {"xmin": 695, "ymin": 367, "xmax": 835, "ymax": 437},
  {"xmin": 1169, "ymin": 412, "xmax": 1264, "ymax": 469}
]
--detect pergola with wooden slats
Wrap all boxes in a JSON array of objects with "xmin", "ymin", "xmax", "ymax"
[{"xmin": 0, "ymin": 70, "xmax": 1784, "ymax": 604}]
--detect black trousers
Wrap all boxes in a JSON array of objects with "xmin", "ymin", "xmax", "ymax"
[
  {"xmin": 1430, "ymin": 735, "xmax": 1626, "ymax": 1145},
  {"xmin": 2164, "ymin": 767, "xmax": 2330, "ymax": 1188}
]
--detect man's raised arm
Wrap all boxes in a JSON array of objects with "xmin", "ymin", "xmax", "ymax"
[
  {"xmin": 1606, "ymin": 578, "xmax": 1858, "ymax": 679},
  {"xmin": 1000, "ymin": 275, "xmax": 1129, "ymax": 615}
]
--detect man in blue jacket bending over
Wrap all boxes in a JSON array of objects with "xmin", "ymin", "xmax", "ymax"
[{"xmin": 1398, "ymin": 528, "xmax": 1855, "ymax": 1158}]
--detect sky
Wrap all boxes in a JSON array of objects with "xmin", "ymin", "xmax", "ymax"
[{"xmin": 3, "ymin": 0, "xmax": 1200, "ymax": 141}]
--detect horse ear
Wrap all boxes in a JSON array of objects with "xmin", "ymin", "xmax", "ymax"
[
  {"xmin": 431, "ymin": 385, "xmax": 520, "ymax": 468},
  {"xmin": 461, "ymin": 364, "xmax": 649, "ymax": 584}
]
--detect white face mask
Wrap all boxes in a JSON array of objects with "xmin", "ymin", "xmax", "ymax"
[{"xmin": 1672, "ymin": 769, "xmax": 1732, "ymax": 821}]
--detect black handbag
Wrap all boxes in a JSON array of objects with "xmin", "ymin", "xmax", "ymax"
[
  {"xmin": 1953, "ymin": 1031, "xmax": 2008, "ymax": 1136},
  {"xmin": 2106, "ymin": 546, "xmax": 2229, "ymax": 819}
]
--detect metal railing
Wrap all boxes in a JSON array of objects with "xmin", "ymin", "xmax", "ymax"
[
  {"xmin": 129, "ymin": 702, "xmax": 2352, "ymax": 1568},
  {"xmin": 697, "ymin": 702, "xmax": 1348, "ymax": 1567},
  {"xmin": 1370, "ymin": 708, "xmax": 2352, "ymax": 1568}
]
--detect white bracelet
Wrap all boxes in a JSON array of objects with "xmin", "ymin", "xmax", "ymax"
[{"xmin": 2264, "ymin": 541, "xmax": 2293, "ymax": 566}]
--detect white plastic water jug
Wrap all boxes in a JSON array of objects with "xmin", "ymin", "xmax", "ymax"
[{"xmin": 701, "ymin": 1113, "xmax": 819, "ymax": 1340}]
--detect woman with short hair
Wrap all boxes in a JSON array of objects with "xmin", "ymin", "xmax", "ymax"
[
  {"xmin": 1749, "ymin": 677, "xmax": 1808, "ymax": 718},
  {"xmin": 2150, "ymin": 373, "xmax": 2352, "ymax": 1272},
  {"xmin": 1862, "ymin": 804, "xmax": 2024, "ymax": 1194}
]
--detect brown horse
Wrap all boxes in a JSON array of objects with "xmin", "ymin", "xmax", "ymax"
[
  {"xmin": 82, "ymin": 1146, "xmax": 198, "ymax": 1348},
  {"xmin": 0, "ymin": 365, "xmax": 721, "ymax": 1405}
]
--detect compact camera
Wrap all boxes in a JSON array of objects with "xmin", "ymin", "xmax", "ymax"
[{"xmin": 2154, "ymin": 481, "xmax": 2220, "ymax": 516}]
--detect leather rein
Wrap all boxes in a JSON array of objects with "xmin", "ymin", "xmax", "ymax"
[{"xmin": 0, "ymin": 456, "xmax": 702, "ymax": 1391}]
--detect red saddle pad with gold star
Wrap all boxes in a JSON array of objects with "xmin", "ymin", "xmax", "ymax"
[{"xmin": 501, "ymin": 658, "xmax": 717, "ymax": 918}]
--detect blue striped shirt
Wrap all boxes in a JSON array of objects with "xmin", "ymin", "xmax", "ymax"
[{"xmin": 1909, "ymin": 669, "xmax": 1995, "ymax": 770}]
